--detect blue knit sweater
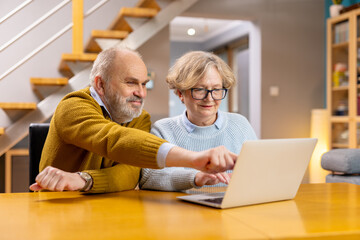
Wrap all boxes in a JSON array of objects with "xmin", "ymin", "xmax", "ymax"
[{"xmin": 139, "ymin": 111, "xmax": 257, "ymax": 191}]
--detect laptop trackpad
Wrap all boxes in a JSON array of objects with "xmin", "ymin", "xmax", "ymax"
[{"xmin": 194, "ymin": 192, "xmax": 225, "ymax": 203}]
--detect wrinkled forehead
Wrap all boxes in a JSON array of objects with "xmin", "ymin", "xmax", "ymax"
[{"xmin": 113, "ymin": 53, "xmax": 148, "ymax": 81}]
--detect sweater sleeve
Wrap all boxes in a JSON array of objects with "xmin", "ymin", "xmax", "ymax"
[
  {"xmin": 139, "ymin": 120, "xmax": 199, "ymax": 191},
  {"xmin": 53, "ymin": 91, "xmax": 167, "ymax": 169},
  {"xmin": 139, "ymin": 167, "xmax": 198, "ymax": 191}
]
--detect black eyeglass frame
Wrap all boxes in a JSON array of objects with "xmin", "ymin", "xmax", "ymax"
[{"xmin": 190, "ymin": 88, "xmax": 228, "ymax": 100}]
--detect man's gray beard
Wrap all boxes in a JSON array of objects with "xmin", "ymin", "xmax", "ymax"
[{"xmin": 104, "ymin": 89, "xmax": 144, "ymax": 124}]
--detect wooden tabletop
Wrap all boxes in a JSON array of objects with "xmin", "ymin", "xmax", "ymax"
[{"xmin": 0, "ymin": 183, "xmax": 359, "ymax": 240}]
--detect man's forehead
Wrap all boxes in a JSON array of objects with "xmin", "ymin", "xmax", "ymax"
[
  {"xmin": 113, "ymin": 65, "xmax": 148, "ymax": 81},
  {"xmin": 123, "ymin": 76, "xmax": 149, "ymax": 82}
]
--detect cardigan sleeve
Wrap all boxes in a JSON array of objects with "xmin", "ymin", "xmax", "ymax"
[
  {"xmin": 81, "ymin": 111, "xmax": 152, "ymax": 193},
  {"xmin": 83, "ymin": 163, "xmax": 140, "ymax": 193},
  {"xmin": 53, "ymin": 91, "xmax": 166, "ymax": 169},
  {"xmin": 82, "ymin": 108, "xmax": 152, "ymax": 193}
]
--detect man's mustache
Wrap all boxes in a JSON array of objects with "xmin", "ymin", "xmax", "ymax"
[{"xmin": 126, "ymin": 96, "xmax": 143, "ymax": 104}]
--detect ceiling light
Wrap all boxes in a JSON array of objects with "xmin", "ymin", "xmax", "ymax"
[{"xmin": 187, "ymin": 28, "xmax": 196, "ymax": 36}]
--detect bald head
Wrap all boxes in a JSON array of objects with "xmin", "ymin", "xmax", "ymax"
[{"xmin": 90, "ymin": 47, "xmax": 144, "ymax": 87}]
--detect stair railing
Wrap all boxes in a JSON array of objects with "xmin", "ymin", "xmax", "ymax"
[
  {"xmin": 0, "ymin": 0, "xmax": 33, "ymax": 24},
  {"xmin": 0, "ymin": 0, "xmax": 71, "ymax": 53},
  {"xmin": 0, "ymin": 0, "xmax": 109, "ymax": 81}
]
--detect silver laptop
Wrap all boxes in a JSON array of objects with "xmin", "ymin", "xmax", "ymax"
[{"xmin": 177, "ymin": 138, "xmax": 317, "ymax": 209}]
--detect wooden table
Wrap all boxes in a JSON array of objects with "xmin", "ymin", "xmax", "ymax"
[{"xmin": 0, "ymin": 183, "xmax": 359, "ymax": 240}]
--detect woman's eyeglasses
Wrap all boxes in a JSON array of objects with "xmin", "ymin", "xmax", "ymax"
[{"xmin": 190, "ymin": 88, "xmax": 228, "ymax": 100}]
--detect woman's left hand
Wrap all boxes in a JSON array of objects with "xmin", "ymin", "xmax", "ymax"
[{"xmin": 194, "ymin": 172, "xmax": 232, "ymax": 187}]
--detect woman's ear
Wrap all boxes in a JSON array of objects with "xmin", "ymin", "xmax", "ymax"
[
  {"xmin": 177, "ymin": 90, "xmax": 184, "ymax": 104},
  {"xmin": 94, "ymin": 76, "xmax": 106, "ymax": 97}
]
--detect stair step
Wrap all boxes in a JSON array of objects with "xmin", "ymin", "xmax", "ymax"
[
  {"xmin": 0, "ymin": 128, "xmax": 4, "ymax": 135},
  {"xmin": 30, "ymin": 77, "xmax": 68, "ymax": 86},
  {"xmin": 92, "ymin": 30, "xmax": 129, "ymax": 39},
  {"xmin": 61, "ymin": 53, "xmax": 98, "ymax": 62},
  {"xmin": 85, "ymin": 30, "xmax": 129, "ymax": 53},
  {"xmin": 30, "ymin": 78, "xmax": 69, "ymax": 100},
  {"xmin": 108, "ymin": 7, "xmax": 158, "ymax": 31},
  {"xmin": 120, "ymin": 7, "xmax": 158, "ymax": 18},
  {"xmin": 0, "ymin": 102, "xmax": 37, "ymax": 110},
  {"xmin": 108, "ymin": 16, "xmax": 132, "ymax": 32},
  {"xmin": 136, "ymin": 0, "xmax": 161, "ymax": 11},
  {"xmin": 58, "ymin": 61, "xmax": 74, "ymax": 78},
  {"xmin": 59, "ymin": 53, "xmax": 97, "ymax": 78}
]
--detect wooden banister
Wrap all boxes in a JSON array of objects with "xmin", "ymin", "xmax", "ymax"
[{"xmin": 72, "ymin": 0, "xmax": 83, "ymax": 54}]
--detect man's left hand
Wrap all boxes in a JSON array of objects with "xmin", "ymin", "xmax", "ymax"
[{"xmin": 29, "ymin": 166, "xmax": 86, "ymax": 192}]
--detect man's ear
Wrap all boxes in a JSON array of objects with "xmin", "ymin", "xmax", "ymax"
[{"xmin": 94, "ymin": 76, "xmax": 106, "ymax": 97}]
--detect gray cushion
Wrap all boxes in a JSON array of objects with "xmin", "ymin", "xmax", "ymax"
[
  {"xmin": 321, "ymin": 149, "xmax": 360, "ymax": 174},
  {"xmin": 326, "ymin": 174, "xmax": 360, "ymax": 185}
]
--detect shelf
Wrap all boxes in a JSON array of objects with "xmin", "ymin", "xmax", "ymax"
[
  {"xmin": 332, "ymin": 85, "xmax": 349, "ymax": 91},
  {"xmin": 332, "ymin": 143, "xmax": 349, "ymax": 148},
  {"xmin": 332, "ymin": 41, "xmax": 349, "ymax": 49},
  {"xmin": 327, "ymin": 11, "xmax": 360, "ymax": 149},
  {"xmin": 330, "ymin": 116, "xmax": 349, "ymax": 122}
]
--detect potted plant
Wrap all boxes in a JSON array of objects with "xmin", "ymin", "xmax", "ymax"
[{"xmin": 330, "ymin": 0, "xmax": 344, "ymax": 17}]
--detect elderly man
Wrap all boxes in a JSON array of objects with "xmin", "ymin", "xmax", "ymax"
[{"xmin": 29, "ymin": 47, "xmax": 236, "ymax": 193}]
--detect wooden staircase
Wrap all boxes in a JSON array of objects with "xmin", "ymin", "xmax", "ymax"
[
  {"xmin": 0, "ymin": 0, "xmax": 160, "ymax": 136},
  {"xmin": 0, "ymin": 0, "xmax": 198, "ymax": 156}
]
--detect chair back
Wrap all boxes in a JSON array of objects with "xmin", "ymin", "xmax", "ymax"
[{"xmin": 29, "ymin": 123, "xmax": 50, "ymax": 188}]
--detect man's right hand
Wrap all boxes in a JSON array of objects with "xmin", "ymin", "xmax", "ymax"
[
  {"xmin": 166, "ymin": 146, "xmax": 237, "ymax": 173},
  {"xmin": 191, "ymin": 146, "xmax": 237, "ymax": 173}
]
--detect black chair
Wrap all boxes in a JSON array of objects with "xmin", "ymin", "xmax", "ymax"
[{"xmin": 29, "ymin": 123, "xmax": 50, "ymax": 189}]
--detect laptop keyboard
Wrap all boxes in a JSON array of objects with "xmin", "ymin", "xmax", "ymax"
[{"xmin": 202, "ymin": 197, "xmax": 223, "ymax": 204}]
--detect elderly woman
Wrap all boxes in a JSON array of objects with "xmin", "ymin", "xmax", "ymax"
[{"xmin": 139, "ymin": 51, "xmax": 257, "ymax": 191}]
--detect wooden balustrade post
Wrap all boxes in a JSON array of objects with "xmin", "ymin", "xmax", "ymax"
[{"xmin": 72, "ymin": 0, "xmax": 83, "ymax": 54}]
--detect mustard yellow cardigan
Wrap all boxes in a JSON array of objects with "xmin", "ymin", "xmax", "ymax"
[{"xmin": 39, "ymin": 87, "xmax": 167, "ymax": 193}]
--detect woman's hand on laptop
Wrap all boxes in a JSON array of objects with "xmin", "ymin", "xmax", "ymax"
[{"xmin": 195, "ymin": 171, "xmax": 232, "ymax": 187}]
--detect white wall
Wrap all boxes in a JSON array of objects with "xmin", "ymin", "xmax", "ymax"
[{"xmin": 140, "ymin": 27, "xmax": 170, "ymax": 122}]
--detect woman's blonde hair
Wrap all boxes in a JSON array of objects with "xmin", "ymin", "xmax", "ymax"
[{"xmin": 166, "ymin": 51, "xmax": 236, "ymax": 95}]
